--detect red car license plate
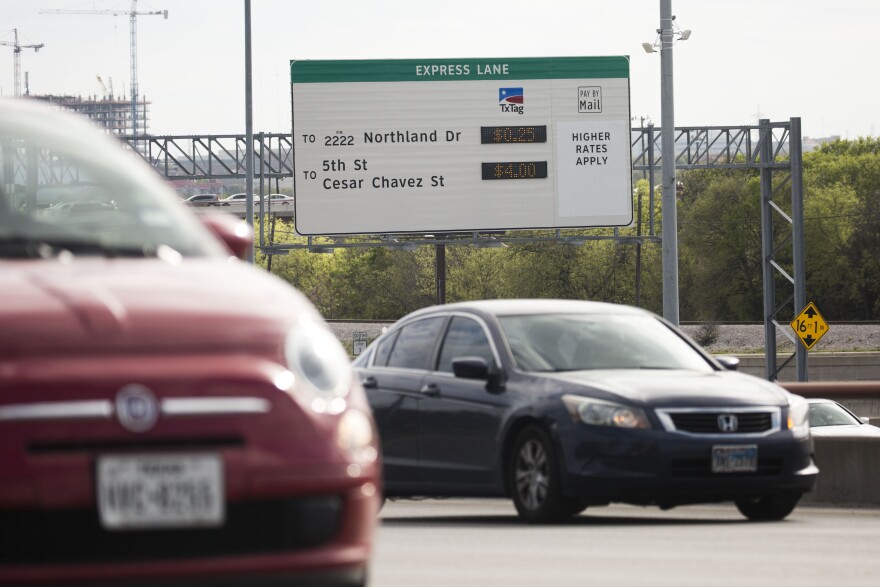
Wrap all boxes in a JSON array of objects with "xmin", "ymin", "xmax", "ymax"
[{"xmin": 97, "ymin": 454, "xmax": 225, "ymax": 529}]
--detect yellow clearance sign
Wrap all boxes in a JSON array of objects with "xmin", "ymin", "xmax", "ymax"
[{"xmin": 790, "ymin": 302, "xmax": 829, "ymax": 351}]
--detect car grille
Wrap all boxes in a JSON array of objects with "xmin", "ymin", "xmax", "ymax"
[
  {"xmin": 669, "ymin": 412, "xmax": 774, "ymax": 434},
  {"xmin": 27, "ymin": 436, "xmax": 244, "ymax": 455},
  {"xmin": 0, "ymin": 496, "xmax": 343, "ymax": 565},
  {"xmin": 655, "ymin": 407, "xmax": 781, "ymax": 436}
]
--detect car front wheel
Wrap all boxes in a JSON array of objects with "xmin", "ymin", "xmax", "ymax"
[
  {"xmin": 735, "ymin": 493, "xmax": 801, "ymax": 521},
  {"xmin": 509, "ymin": 426, "xmax": 576, "ymax": 523}
]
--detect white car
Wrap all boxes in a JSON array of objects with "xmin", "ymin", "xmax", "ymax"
[
  {"xmin": 807, "ymin": 398, "xmax": 880, "ymax": 437},
  {"xmin": 223, "ymin": 194, "xmax": 292, "ymax": 206},
  {"xmin": 184, "ymin": 193, "xmax": 222, "ymax": 206},
  {"xmin": 264, "ymin": 193, "xmax": 294, "ymax": 204},
  {"xmin": 223, "ymin": 193, "xmax": 253, "ymax": 204}
]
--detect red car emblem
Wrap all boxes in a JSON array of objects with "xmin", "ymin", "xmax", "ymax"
[{"xmin": 115, "ymin": 384, "xmax": 159, "ymax": 433}]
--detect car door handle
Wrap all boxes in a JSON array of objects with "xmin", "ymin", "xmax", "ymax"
[
  {"xmin": 420, "ymin": 383, "xmax": 440, "ymax": 397},
  {"xmin": 361, "ymin": 376, "xmax": 378, "ymax": 389}
]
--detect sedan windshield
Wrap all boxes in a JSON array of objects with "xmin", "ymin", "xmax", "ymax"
[
  {"xmin": 498, "ymin": 313, "xmax": 715, "ymax": 373},
  {"xmin": 808, "ymin": 402, "xmax": 861, "ymax": 427}
]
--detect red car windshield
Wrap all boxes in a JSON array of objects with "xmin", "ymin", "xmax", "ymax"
[{"xmin": 0, "ymin": 99, "xmax": 226, "ymax": 259}]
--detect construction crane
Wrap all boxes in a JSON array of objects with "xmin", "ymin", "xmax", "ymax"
[
  {"xmin": 0, "ymin": 29, "xmax": 44, "ymax": 97},
  {"xmin": 41, "ymin": 1, "xmax": 168, "ymax": 135},
  {"xmin": 96, "ymin": 74, "xmax": 117, "ymax": 100}
]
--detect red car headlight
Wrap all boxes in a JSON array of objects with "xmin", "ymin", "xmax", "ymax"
[
  {"xmin": 284, "ymin": 317, "xmax": 353, "ymax": 414},
  {"xmin": 337, "ymin": 409, "xmax": 378, "ymax": 466}
]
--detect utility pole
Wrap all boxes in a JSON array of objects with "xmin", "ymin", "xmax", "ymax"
[
  {"xmin": 659, "ymin": 0, "xmax": 680, "ymax": 325},
  {"xmin": 643, "ymin": 2, "xmax": 689, "ymax": 324},
  {"xmin": 41, "ymin": 1, "xmax": 168, "ymax": 135},
  {"xmin": 0, "ymin": 29, "xmax": 44, "ymax": 97},
  {"xmin": 244, "ymin": 0, "xmax": 255, "ymax": 264}
]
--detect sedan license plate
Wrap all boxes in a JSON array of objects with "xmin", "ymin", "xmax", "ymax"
[
  {"xmin": 711, "ymin": 445, "xmax": 758, "ymax": 473},
  {"xmin": 97, "ymin": 454, "xmax": 224, "ymax": 530}
]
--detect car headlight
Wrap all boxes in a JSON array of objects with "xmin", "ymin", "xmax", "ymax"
[
  {"xmin": 284, "ymin": 318, "xmax": 353, "ymax": 414},
  {"xmin": 787, "ymin": 396, "xmax": 810, "ymax": 438},
  {"xmin": 562, "ymin": 395, "xmax": 652, "ymax": 429},
  {"xmin": 337, "ymin": 409, "xmax": 379, "ymax": 467}
]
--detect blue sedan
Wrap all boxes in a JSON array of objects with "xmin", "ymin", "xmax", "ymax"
[{"xmin": 354, "ymin": 299, "xmax": 818, "ymax": 523}]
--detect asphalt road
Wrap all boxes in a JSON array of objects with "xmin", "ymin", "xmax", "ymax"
[{"xmin": 370, "ymin": 498, "xmax": 880, "ymax": 587}]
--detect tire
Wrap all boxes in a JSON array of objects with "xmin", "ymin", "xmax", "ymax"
[
  {"xmin": 735, "ymin": 493, "xmax": 801, "ymax": 521},
  {"xmin": 508, "ymin": 425, "xmax": 576, "ymax": 523}
]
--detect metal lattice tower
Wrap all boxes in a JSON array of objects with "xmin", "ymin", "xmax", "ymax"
[
  {"xmin": 0, "ymin": 29, "xmax": 44, "ymax": 97},
  {"xmin": 40, "ymin": 1, "xmax": 168, "ymax": 135}
]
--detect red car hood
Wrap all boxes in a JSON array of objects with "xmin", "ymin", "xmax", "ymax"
[{"xmin": 0, "ymin": 258, "xmax": 315, "ymax": 356}]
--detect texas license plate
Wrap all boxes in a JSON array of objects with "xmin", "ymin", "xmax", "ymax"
[
  {"xmin": 97, "ymin": 454, "xmax": 224, "ymax": 529},
  {"xmin": 711, "ymin": 445, "xmax": 758, "ymax": 473}
]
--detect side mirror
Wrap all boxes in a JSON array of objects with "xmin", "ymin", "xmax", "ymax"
[
  {"xmin": 715, "ymin": 355, "xmax": 740, "ymax": 371},
  {"xmin": 451, "ymin": 356, "xmax": 505, "ymax": 389},
  {"xmin": 452, "ymin": 357, "xmax": 491, "ymax": 380},
  {"xmin": 199, "ymin": 213, "xmax": 252, "ymax": 260}
]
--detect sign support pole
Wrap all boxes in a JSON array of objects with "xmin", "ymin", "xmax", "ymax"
[
  {"xmin": 760, "ymin": 119, "xmax": 777, "ymax": 381},
  {"xmin": 791, "ymin": 117, "xmax": 807, "ymax": 381},
  {"xmin": 435, "ymin": 243, "xmax": 447, "ymax": 305}
]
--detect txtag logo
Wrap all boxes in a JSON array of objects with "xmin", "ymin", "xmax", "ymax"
[{"xmin": 498, "ymin": 87, "xmax": 524, "ymax": 115}]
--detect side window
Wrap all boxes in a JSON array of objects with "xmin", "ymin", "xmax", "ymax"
[
  {"xmin": 437, "ymin": 316, "xmax": 495, "ymax": 373},
  {"xmin": 372, "ymin": 330, "xmax": 400, "ymax": 367},
  {"xmin": 386, "ymin": 317, "xmax": 446, "ymax": 370}
]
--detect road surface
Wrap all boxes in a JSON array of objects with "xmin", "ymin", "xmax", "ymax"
[{"xmin": 370, "ymin": 498, "xmax": 880, "ymax": 587}]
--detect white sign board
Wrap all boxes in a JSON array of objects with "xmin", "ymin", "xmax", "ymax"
[
  {"xmin": 291, "ymin": 57, "xmax": 632, "ymax": 235},
  {"xmin": 352, "ymin": 331, "xmax": 368, "ymax": 356}
]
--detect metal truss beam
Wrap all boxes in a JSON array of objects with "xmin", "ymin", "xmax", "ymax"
[{"xmin": 121, "ymin": 133, "xmax": 293, "ymax": 179}]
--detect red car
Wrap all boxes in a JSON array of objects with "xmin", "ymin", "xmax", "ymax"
[{"xmin": 0, "ymin": 98, "xmax": 380, "ymax": 586}]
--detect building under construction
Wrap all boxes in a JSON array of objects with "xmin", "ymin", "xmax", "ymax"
[{"xmin": 32, "ymin": 94, "xmax": 150, "ymax": 136}]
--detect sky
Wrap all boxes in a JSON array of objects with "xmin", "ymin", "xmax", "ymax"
[{"xmin": 2, "ymin": 0, "xmax": 878, "ymax": 140}]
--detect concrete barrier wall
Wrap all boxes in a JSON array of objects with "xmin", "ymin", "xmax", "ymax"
[
  {"xmin": 801, "ymin": 436, "xmax": 880, "ymax": 507},
  {"xmin": 735, "ymin": 352, "xmax": 880, "ymax": 381}
]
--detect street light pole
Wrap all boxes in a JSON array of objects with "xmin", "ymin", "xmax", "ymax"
[
  {"xmin": 244, "ymin": 0, "xmax": 255, "ymax": 264},
  {"xmin": 659, "ymin": 0, "xmax": 680, "ymax": 325}
]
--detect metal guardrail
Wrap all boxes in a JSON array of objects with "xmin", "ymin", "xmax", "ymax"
[{"xmin": 779, "ymin": 381, "xmax": 880, "ymax": 399}]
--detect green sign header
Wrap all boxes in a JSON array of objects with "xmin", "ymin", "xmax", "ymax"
[{"xmin": 290, "ymin": 56, "xmax": 629, "ymax": 84}]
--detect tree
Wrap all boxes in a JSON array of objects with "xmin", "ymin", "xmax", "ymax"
[
  {"xmin": 804, "ymin": 138, "xmax": 880, "ymax": 318},
  {"xmin": 677, "ymin": 169, "xmax": 764, "ymax": 321},
  {"xmin": 446, "ymin": 246, "xmax": 511, "ymax": 302}
]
